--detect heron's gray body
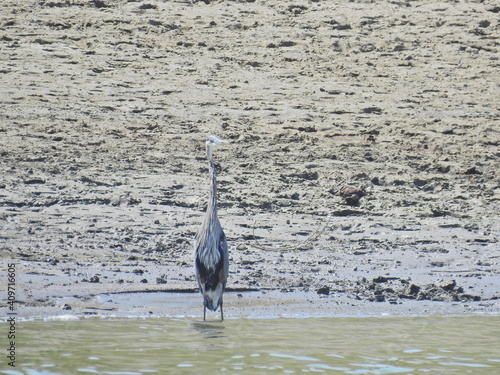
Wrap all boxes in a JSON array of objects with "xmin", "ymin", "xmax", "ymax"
[{"xmin": 194, "ymin": 136, "xmax": 229, "ymax": 320}]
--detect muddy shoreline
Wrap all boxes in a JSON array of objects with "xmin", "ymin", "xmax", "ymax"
[{"xmin": 1, "ymin": 0, "xmax": 499, "ymax": 319}]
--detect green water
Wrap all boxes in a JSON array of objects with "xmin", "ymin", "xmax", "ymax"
[{"xmin": 2, "ymin": 315, "xmax": 499, "ymax": 374}]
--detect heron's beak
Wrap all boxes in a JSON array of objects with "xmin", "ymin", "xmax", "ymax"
[
  {"xmin": 214, "ymin": 138, "xmax": 228, "ymax": 145},
  {"xmin": 206, "ymin": 135, "xmax": 228, "ymax": 148}
]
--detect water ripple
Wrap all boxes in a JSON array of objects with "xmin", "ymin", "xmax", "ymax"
[{"xmin": 270, "ymin": 352, "xmax": 320, "ymax": 361}]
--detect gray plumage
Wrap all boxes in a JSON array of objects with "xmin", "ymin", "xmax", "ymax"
[{"xmin": 194, "ymin": 136, "xmax": 229, "ymax": 321}]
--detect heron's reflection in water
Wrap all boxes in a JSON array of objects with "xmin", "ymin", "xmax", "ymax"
[{"xmin": 192, "ymin": 321, "xmax": 226, "ymax": 340}]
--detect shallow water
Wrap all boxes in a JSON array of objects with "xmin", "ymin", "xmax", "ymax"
[{"xmin": 2, "ymin": 315, "xmax": 499, "ymax": 374}]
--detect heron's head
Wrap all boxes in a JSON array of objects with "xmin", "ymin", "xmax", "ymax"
[{"xmin": 206, "ymin": 136, "xmax": 228, "ymax": 156}]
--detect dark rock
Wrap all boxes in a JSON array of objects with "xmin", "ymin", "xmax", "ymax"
[
  {"xmin": 287, "ymin": 5, "xmax": 308, "ymax": 14},
  {"xmin": 24, "ymin": 178, "xmax": 45, "ymax": 184},
  {"xmin": 402, "ymin": 283, "xmax": 420, "ymax": 297},
  {"xmin": 337, "ymin": 24, "xmax": 351, "ymax": 31},
  {"xmin": 317, "ymin": 286, "xmax": 330, "ymax": 295},
  {"xmin": 436, "ymin": 165, "xmax": 451, "ymax": 173},
  {"xmin": 362, "ymin": 106, "xmax": 382, "ymax": 114},
  {"xmin": 339, "ymin": 186, "xmax": 366, "ymax": 206},
  {"xmin": 462, "ymin": 166, "xmax": 482, "ymax": 175},
  {"xmin": 89, "ymin": 275, "xmax": 100, "ymax": 283},
  {"xmin": 414, "ymin": 178, "xmax": 428, "ymax": 187},
  {"xmin": 93, "ymin": 0, "xmax": 110, "ymax": 8},
  {"xmin": 297, "ymin": 126, "xmax": 317, "ymax": 133},
  {"xmin": 360, "ymin": 43, "xmax": 376, "ymax": 53},
  {"xmin": 138, "ymin": 3, "xmax": 158, "ymax": 10},
  {"xmin": 478, "ymin": 20, "xmax": 491, "ymax": 28},
  {"xmin": 278, "ymin": 41, "xmax": 297, "ymax": 47},
  {"xmin": 156, "ymin": 274, "xmax": 168, "ymax": 284}
]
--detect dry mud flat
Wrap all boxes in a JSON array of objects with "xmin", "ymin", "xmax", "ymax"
[{"xmin": 0, "ymin": 1, "xmax": 499, "ymax": 317}]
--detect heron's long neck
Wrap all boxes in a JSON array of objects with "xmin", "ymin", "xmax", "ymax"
[{"xmin": 206, "ymin": 152, "xmax": 218, "ymax": 221}]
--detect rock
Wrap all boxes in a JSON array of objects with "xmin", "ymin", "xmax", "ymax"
[
  {"xmin": 317, "ymin": 286, "xmax": 330, "ymax": 295},
  {"xmin": 89, "ymin": 276, "xmax": 100, "ymax": 283},
  {"xmin": 402, "ymin": 283, "xmax": 420, "ymax": 298},
  {"xmin": 416, "ymin": 291, "xmax": 429, "ymax": 301},
  {"xmin": 24, "ymin": 178, "xmax": 45, "ymax": 184},
  {"xmin": 478, "ymin": 20, "xmax": 491, "ymax": 28},
  {"xmin": 436, "ymin": 164, "xmax": 451, "ymax": 173},
  {"xmin": 360, "ymin": 43, "xmax": 376, "ymax": 53},
  {"xmin": 92, "ymin": 0, "xmax": 110, "ymax": 8},
  {"xmin": 287, "ymin": 5, "xmax": 308, "ymax": 14},
  {"xmin": 339, "ymin": 186, "xmax": 366, "ymax": 206},
  {"xmin": 278, "ymin": 41, "xmax": 297, "ymax": 47},
  {"xmin": 362, "ymin": 106, "xmax": 382, "ymax": 114},
  {"xmin": 156, "ymin": 274, "xmax": 168, "ymax": 284},
  {"xmin": 437, "ymin": 279, "xmax": 456, "ymax": 291},
  {"xmin": 138, "ymin": 3, "xmax": 158, "ymax": 10},
  {"xmin": 462, "ymin": 166, "xmax": 482, "ymax": 175},
  {"xmin": 414, "ymin": 178, "xmax": 428, "ymax": 187}
]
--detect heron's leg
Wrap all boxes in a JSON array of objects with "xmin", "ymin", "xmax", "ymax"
[
  {"xmin": 220, "ymin": 299, "xmax": 224, "ymax": 321},
  {"xmin": 203, "ymin": 301, "xmax": 206, "ymax": 321}
]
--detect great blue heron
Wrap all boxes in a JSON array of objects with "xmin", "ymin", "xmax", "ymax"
[{"xmin": 194, "ymin": 136, "xmax": 229, "ymax": 321}]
